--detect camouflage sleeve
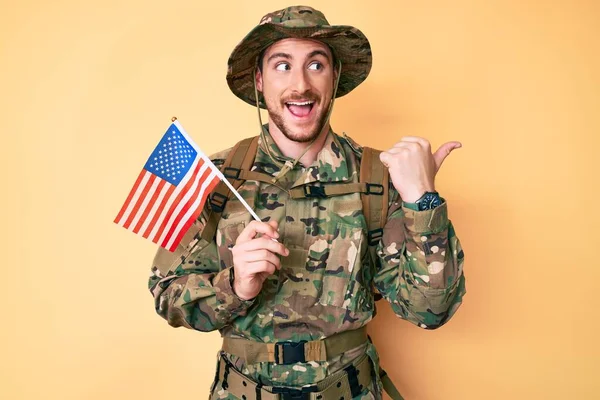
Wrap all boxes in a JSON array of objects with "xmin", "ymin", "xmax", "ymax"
[
  {"xmin": 373, "ymin": 191, "xmax": 466, "ymax": 329},
  {"xmin": 147, "ymin": 157, "xmax": 255, "ymax": 332}
]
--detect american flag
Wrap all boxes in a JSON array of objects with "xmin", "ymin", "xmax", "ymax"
[{"xmin": 114, "ymin": 120, "xmax": 224, "ymax": 251}]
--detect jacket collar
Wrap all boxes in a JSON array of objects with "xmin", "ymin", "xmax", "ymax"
[{"xmin": 254, "ymin": 125, "xmax": 352, "ymax": 188}]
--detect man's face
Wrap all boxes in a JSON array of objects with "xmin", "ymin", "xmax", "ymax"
[{"xmin": 256, "ymin": 38, "xmax": 337, "ymax": 143}]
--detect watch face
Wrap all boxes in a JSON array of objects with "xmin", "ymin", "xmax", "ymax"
[{"xmin": 418, "ymin": 192, "xmax": 441, "ymax": 210}]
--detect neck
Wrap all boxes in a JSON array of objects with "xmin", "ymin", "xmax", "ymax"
[{"xmin": 267, "ymin": 122, "xmax": 330, "ymax": 167}]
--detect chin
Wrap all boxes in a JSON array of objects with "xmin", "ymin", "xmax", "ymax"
[{"xmin": 282, "ymin": 126, "xmax": 321, "ymax": 143}]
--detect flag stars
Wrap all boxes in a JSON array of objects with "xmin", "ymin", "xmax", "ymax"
[{"xmin": 144, "ymin": 129, "xmax": 197, "ymax": 183}]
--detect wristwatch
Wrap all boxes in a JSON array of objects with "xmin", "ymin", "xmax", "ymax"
[{"xmin": 404, "ymin": 191, "xmax": 443, "ymax": 211}]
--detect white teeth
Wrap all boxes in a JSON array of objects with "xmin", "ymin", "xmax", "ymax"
[{"xmin": 286, "ymin": 101, "xmax": 314, "ymax": 106}]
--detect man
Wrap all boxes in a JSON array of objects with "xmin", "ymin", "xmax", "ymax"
[{"xmin": 149, "ymin": 6, "xmax": 466, "ymax": 400}]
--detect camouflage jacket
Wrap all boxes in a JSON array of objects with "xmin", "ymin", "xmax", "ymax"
[{"xmin": 148, "ymin": 126, "xmax": 466, "ymax": 389}]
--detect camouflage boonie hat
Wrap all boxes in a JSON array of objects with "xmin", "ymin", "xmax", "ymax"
[{"xmin": 226, "ymin": 5, "xmax": 372, "ymax": 108}]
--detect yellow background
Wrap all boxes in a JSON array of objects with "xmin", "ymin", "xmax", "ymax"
[{"xmin": 2, "ymin": 0, "xmax": 598, "ymax": 399}]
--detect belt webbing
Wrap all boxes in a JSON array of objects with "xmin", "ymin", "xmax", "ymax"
[
  {"xmin": 222, "ymin": 327, "xmax": 368, "ymax": 365},
  {"xmin": 380, "ymin": 369, "xmax": 404, "ymax": 400},
  {"xmin": 214, "ymin": 353, "xmax": 372, "ymax": 400}
]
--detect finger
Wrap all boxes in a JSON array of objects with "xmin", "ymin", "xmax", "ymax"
[
  {"xmin": 236, "ymin": 220, "xmax": 280, "ymax": 244},
  {"xmin": 379, "ymin": 151, "xmax": 391, "ymax": 167},
  {"xmin": 259, "ymin": 219, "xmax": 279, "ymax": 236},
  {"xmin": 397, "ymin": 136, "xmax": 430, "ymax": 149},
  {"xmin": 386, "ymin": 147, "xmax": 408, "ymax": 155},
  {"xmin": 237, "ymin": 237, "xmax": 289, "ymax": 256},
  {"xmin": 433, "ymin": 141, "xmax": 462, "ymax": 170},
  {"xmin": 392, "ymin": 142, "xmax": 421, "ymax": 153},
  {"xmin": 240, "ymin": 249, "xmax": 282, "ymax": 267},
  {"xmin": 246, "ymin": 260, "xmax": 278, "ymax": 275},
  {"xmin": 267, "ymin": 219, "xmax": 279, "ymax": 231},
  {"xmin": 380, "ymin": 151, "xmax": 404, "ymax": 167},
  {"xmin": 260, "ymin": 219, "xmax": 281, "ymax": 241}
]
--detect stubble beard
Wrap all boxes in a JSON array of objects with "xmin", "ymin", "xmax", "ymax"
[{"xmin": 267, "ymin": 101, "xmax": 330, "ymax": 143}]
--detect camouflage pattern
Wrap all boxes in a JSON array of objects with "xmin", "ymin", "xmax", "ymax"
[
  {"xmin": 210, "ymin": 380, "xmax": 378, "ymax": 400},
  {"xmin": 226, "ymin": 5, "xmax": 372, "ymax": 108},
  {"xmin": 148, "ymin": 126, "xmax": 466, "ymax": 398},
  {"xmin": 210, "ymin": 352, "xmax": 379, "ymax": 400}
]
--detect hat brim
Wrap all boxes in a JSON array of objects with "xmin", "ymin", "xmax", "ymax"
[{"xmin": 226, "ymin": 23, "xmax": 372, "ymax": 108}]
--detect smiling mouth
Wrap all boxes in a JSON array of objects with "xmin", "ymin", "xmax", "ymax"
[{"xmin": 285, "ymin": 100, "xmax": 315, "ymax": 118}]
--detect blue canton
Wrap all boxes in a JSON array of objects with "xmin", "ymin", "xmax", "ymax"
[{"xmin": 145, "ymin": 123, "xmax": 197, "ymax": 186}]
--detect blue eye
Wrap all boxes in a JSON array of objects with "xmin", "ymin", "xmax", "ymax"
[
  {"xmin": 276, "ymin": 63, "xmax": 290, "ymax": 71},
  {"xmin": 308, "ymin": 62, "xmax": 322, "ymax": 71}
]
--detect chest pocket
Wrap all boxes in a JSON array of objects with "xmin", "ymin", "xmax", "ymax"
[
  {"xmin": 281, "ymin": 221, "xmax": 363, "ymax": 309},
  {"xmin": 322, "ymin": 223, "xmax": 364, "ymax": 307}
]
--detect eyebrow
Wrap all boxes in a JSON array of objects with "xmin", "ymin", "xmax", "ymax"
[
  {"xmin": 307, "ymin": 50, "xmax": 330, "ymax": 61},
  {"xmin": 265, "ymin": 49, "xmax": 331, "ymax": 65},
  {"xmin": 266, "ymin": 52, "xmax": 292, "ymax": 64}
]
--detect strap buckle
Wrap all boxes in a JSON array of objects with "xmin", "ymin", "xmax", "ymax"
[
  {"xmin": 365, "ymin": 183, "xmax": 384, "ymax": 195},
  {"xmin": 272, "ymin": 385, "xmax": 318, "ymax": 400},
  {"xmin": 343, "ymin": 364, "xmax": 363, "ymax": 398},
  {"xmin": 209, "ymin": 192, "xmax": 228, "ymax": 212},
  {"xmin": 367, "ymin": 228, "xmax": 383, "ymax": 246},
  {"xmin": 274, "ymin": 341, "xmax": 307, "ymax": 364},
  {"xmin": 303, "ymin": 185, "xmax": 326, "ymax": 198},
  {"xmin": 223, "ymin": 167, "xmax": 241, "ymax": 180}
]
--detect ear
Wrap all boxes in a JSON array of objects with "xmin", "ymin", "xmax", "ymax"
[{"xmin": 255, "ymin": 68, "xmax": 263, "ymax": 92}]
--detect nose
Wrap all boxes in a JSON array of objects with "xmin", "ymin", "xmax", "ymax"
[{"xmin": 290, "ymin": 67, "xmax": 311, "ymax": 94}]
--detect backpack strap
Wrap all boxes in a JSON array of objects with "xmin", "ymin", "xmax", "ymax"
[
  {"xmin": 200, "ymin": 136, "xmax": 260, "ymax": 243},
  {"xmin": 199, "ymin": 139, "xmax": 390, "ymax": 272},
  {"xmin": 288, "ymin": 182, "xmax": 383, "ymax": 199},
  {"xmin": 360, "ymin": 147, "xmax": 389, "ymax": 246},
  {"xmin": 360, "ymin": 147, "xmax": 389, "ymax": 302}
]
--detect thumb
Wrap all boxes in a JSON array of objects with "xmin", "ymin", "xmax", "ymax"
[
  {"xmin": 265, "ymin": 219, "xmax": 280, "ymax": 240},
  {"xmin": 433, "ymin": 141, "xmax": 462, "ymax": 171}
]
